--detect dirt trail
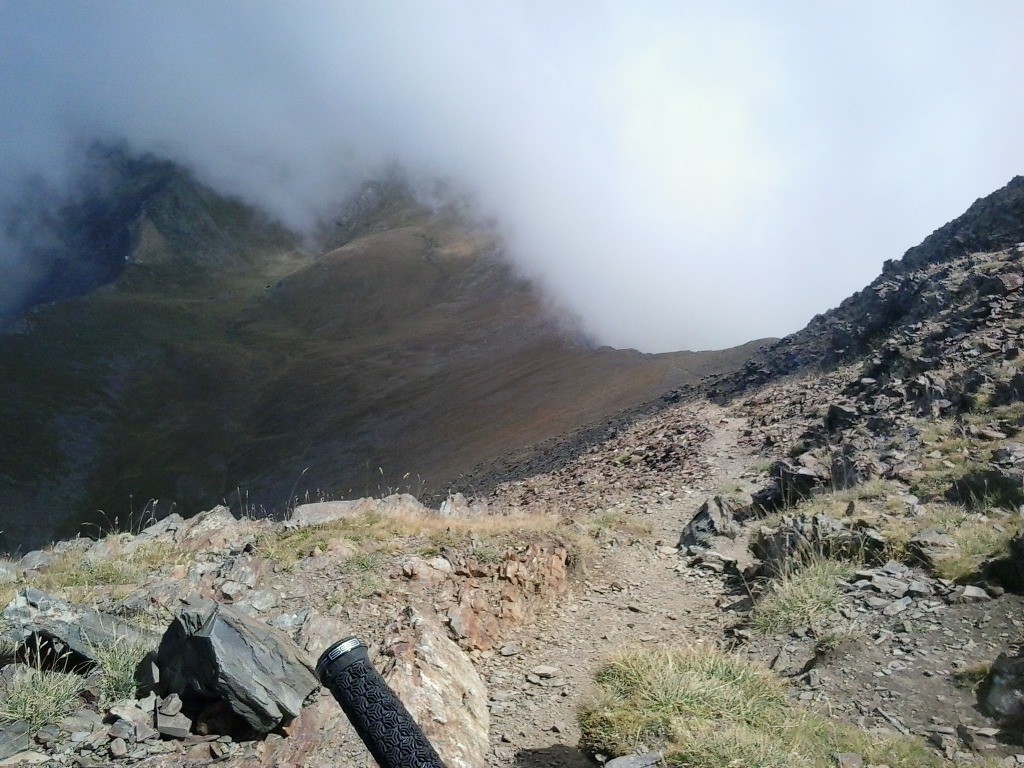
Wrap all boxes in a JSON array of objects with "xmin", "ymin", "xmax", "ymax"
[{"xmin": 481, "ymin": 402, "xmax": 759, "ymax": 766}]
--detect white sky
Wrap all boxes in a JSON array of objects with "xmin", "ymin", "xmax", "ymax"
[{"xmin": 1, "ymin": 1, "xmax": 1022, "ymax": 351}]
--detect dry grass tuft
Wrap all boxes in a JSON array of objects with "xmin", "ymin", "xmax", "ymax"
[
  {"xmin": 0, "ymin": 652, "xmax": 84, "ymax": 734},
  {"xmin": 25, "ymin": 541, "xmax": 192, "ymax": 595},
  {"xmin": 255, "ymin": 509, "xmax": 564, "ymax": 571},
  {"xmin": 86, "ymin": 636, "xmax": 154, "ymax": 703},
  {"xmin": 579, "ymin": 646, "xmax": 941, "ymax": 768},
  {"xmin": 751, "ymin": 555, "xmax": 852, "ymax": 635}
]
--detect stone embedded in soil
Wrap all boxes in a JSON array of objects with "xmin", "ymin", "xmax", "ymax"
[
  {"xmin": 605, "ymin": 752, "xmax": 665, "ymax": 768},
  {"xmin": 678, "ymin": 496, "xmax": 735, "ymax": 549},
  {"xmin": 957, "ymin": 585, "xmax": 991, "ymax": 603},
  {"xmin": 530, "ymin": 665, "xmax": 561, "ymax": 678}
]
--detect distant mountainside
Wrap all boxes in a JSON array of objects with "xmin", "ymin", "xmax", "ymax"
[
  {"xmin": 717, "ymin": 175, "xmax": 1024, "ymax": 395},
  {"xmin": 0, "ymin": 153, "xmax": 768, "ymax": 552}
]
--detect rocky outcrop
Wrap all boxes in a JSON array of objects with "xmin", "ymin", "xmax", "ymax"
[
  {"xmin": 751, "ymin": 515, "xmax": 887, "ymax": 574},
  {"xmin": 1, "ymin": 589, "xmax": 157, "ymax": 662},
  {"xmin": 979, "ymin": 651, "xmax": 1024, "ymax": 725},
  {"xmin": 156, "ymin": 595, "xmax": 319, "ymax": 736},
  {"xmin": 384, "ymin": 608, "xmax": 489, "ymax": 768},
  {"xmin": 678, "ymin": 497, "xmax": 736, "ymax": 549},
  {"xmin": 440, "ymin": 539, "xmax": 570, "ymax": 651}
]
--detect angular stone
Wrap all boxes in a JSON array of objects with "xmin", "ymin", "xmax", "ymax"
[
  {"xmin": 909, "ymin": 529, "xmax": 960, "ymax": 569},
  {"xmin": 17, "ymin": 552, "xmax": 51, "ymax": 573},
  {"xmin": 980, "ymin": 652, "xmax": 1024, "ymax": 724},
  {"xmin": 156, "ymin": 595, "xmax": 318, "ymax": 735},
  {"xmin": 678, "ymin": 497, "xmax": 735, "ymax": 549},
  {"xmin": 871, "ymin": 574, "xmax": 909, "ymax": 597},
  {"xmin": 108, "ymin": 704, "xmax": 152, "ymax": 730},
  {"xmin": 957, "ymin": 585, "xmax": 990, "ymax": 603},
  {"xmin": 385, "ymin": 608, "xmax": 489, "ymax": 768},
  {"xmin": 0, "ymin": 722, "xmax": 29, "ymax": 761},
  {"xmin": 108, "ymin": 719, "xmax": 135, "ymax": 742},
  {"xmin": 605, "ymin": 752, "xmax": 664, "ymax": 768},
  {"xmin": 882, "ymin": 596, "xmax": 913, "ymax": 616},
  {"xmin": 156, "ymin": 711, "xmax": 192, "ymax": 739},
  {"xmin": 158, "ymin": 693, "xmax": 182, "ymax": 717},
  {"xmin": 530, "ymin": 665, "xmax": 561, "ymax": 679}
]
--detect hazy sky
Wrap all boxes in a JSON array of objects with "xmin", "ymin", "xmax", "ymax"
[{"xmin": 1, "ymin": 2, "xmax": 1022, "ymax": 351}]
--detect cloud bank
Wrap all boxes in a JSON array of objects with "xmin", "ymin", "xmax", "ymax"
[{"xmin": 1, "ymin": 1, "xmax": 1022, "ymax": 350}]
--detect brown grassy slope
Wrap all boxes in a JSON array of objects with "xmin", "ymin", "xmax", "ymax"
[{"xmin": 0, "ymin": 187, "xmax": 766, "ymax": 552}]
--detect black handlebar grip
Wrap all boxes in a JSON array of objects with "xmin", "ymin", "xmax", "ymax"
[{"xmin": 316, "ymin": 637, "xmax": 447, "ymax": 768}]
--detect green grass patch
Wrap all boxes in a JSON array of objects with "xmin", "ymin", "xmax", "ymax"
[
  {"xmin": 85, "ymin": 636, "xmax": 154, "ymax": 703},
  {"xmin": 751, "ymin": 556, "xmax": 852, "ymax": 635},
  {"xmin": 579, "ymin": 646, "xmax": 940, "ymax": 768},
  {"xmin": 0, "ymin": 656, "xmax": 84, "ymax": 734}
]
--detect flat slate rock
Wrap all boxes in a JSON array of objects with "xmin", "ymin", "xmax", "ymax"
[{"xmin": 1, "ymin": 589, "xmax": 156, "ymax": 661}]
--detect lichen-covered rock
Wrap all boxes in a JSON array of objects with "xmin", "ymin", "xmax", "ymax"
[{"xmin": 385, "ymin": 608, "xmax": 489, "ymax": 768}]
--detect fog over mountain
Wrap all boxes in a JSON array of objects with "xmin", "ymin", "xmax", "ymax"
[{"xmin": 2, "ymin": 1, "xmax": 1022, "ymax": 351}]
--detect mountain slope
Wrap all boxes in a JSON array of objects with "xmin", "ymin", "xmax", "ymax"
[{"xmin": 0, "ymin": 159, "xmax": 767, "ymax": 552}]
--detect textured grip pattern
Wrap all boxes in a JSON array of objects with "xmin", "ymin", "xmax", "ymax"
[{"xmin": 326, "ymin": 657, "xmax": 446, "ymax": 768}]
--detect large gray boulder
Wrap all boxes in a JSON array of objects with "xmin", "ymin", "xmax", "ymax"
[{"xmin": 156, "ymin": 595, "xmax": 318, "ymax": 735}]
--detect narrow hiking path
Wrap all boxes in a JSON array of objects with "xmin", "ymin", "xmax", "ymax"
[{"xmin": 481, "ymin": 401, "xmax": 761, "ymax": 766}]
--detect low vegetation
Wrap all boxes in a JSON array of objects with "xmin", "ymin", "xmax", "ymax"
[
  {"xmin": 253, "ymin": 507, "xmax": 622, "ymax": 573},
  {"xmin": 750, "ymin": 555, "xmax": 852, "ymax": 635},
  {"xmin": 20, "ymin": 541, "xmax": 192, "ymax": 597},
  {"xmin": 579, "ymin": 646, "xmax": 941, "ymax": 768},
  {"xmin": 768, "ymin": 472, "xmax": 1023, "ymax": 585},
  {"xmin": 254, "ymin": 507, "xmax": 587, "ymax": 572},
  {"xmin": 0, "ymin": 652, "xmax": 84, "ymax": 734},
  {"xmin": 85, "ymin": 636, "xmax": 155, "ymax": 703}
]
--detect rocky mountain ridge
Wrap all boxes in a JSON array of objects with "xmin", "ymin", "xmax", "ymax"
[
  {"xmin": 1, "ymin": 176, "xmax": 1023, "ymax": 767},
  {"xmin": 719, "ymin": 175, "xmax": 1024, "ymax": 391}
]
